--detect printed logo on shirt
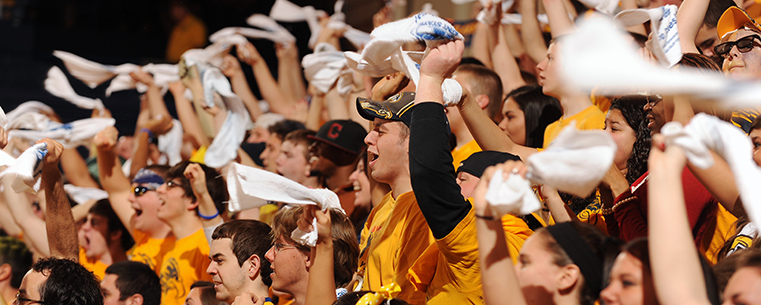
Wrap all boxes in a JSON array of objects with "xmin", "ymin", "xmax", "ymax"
[{"xmin": 160, "ymin": 258, "xmax": 186, "ymax": 298}]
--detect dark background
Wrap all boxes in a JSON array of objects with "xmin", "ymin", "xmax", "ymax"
[{"xmin": 0, "ymin": 0, "xmax": 383, "ymax": 135}]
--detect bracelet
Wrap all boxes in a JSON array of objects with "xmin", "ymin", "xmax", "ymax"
[
  {"xmin": 198, "ymin": 210, "xmax": 219, "ymax": 220},
  {"xmin": 140, "ymin": 128, "xmax": 154, "ymax": 140},
  {"xmin": 475, "ymin": 214, "xmax": 497, "ymax": 221},
  {"xmin": 601, "ymin": 195, "xmax": 638, "ymax": 216}
]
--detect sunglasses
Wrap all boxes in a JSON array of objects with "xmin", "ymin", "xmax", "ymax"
[
  {"xmin": 714, "ymin": 35, "xmax": 761, "ymax": 58},
  {"xmin": 132, "ymin": 186, "xmax": 156, "ymax": 197}
]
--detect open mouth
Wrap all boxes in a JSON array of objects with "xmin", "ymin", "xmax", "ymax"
[{"xmin": 368, "ymin": 151, "xmax": 379, "ymax": 165}]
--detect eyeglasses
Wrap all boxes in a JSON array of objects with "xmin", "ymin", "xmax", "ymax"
[
  {"xmin": 132, "ymin": 186, "xmax": 156, "ymax": 197},
  {"xmin": 714, "ymin": 35, "xmax": 761, "ymax": 58},
  {"xmin": 14, "ymin": 293, "xmax": 44, "ymax": 305},
  {"xmin": 166, "ymin": 180, "xmax": 183, "ymax": 189},
  {"xmin": 644, "ymin": 94, "xmax": 663, "ymax": 108}
]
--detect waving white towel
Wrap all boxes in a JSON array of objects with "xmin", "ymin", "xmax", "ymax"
[
  {"xmin": 44, "ymin": 66, "xmax": 105, "ymax": 111},
  {"xmin": 53, "ymin": 50, "xmax": 138, "ymax": 89},
  {"xmin": 105, "ymin": 63, "xmax": 179, "ymax": 97},
  {"xmin": 345, "ymin": 13, "xmax": 465, "ymax": 105},
  {"xmin": 578, "ymin": 0, "xmax": 619, "ymax": 15},
  {"xmin": 661, "ymin": 114, "xmax": 761, "ymax": 227},
  {"xmin": 227, "ymin": 163, "xmax": 344, "ymax": 246},
  {"xmin": 5, "ymin": 102, "xmax": 55, "ymax": 127},
  {"xmin": 484, "ymin": 125, "xmax": 616, "ymax": 216},
  {"xmin": 325, "ymin": 0, "xmax": 372, "ymax": 50},
  {"xmin": 244, "ymin": 14, "xmax": 297, "ymax": 45},
  {"xmin": 8, "ymin": 117, "xmax": 115, "ymax": 149},
  {"xmin": 615, "ymin": 5, "xmax": 682, "ymax": 67},
  {"xmin": 63, "ymin": 184, "xmax": 109, "ymax": 205},
  {"xmin": 500, "ymin": 13, "xmax": 550, "ymax": 25},
  {"xmin": 660, "ymin": 121, "xmax": 715, "ymax": 169},
  {"xmin": 0, "ymin": 142, "xmax": 47, "ymax": 193},
  {"xmin": 0, "ymin": 106, "xmax": 7, "ymax": 130},
  {"xmin": 302, "ymin": 43, "xmax": 353, "ymax": 95},
  {"xmin": 158, "ymin": 119, "xmax": 184, "ymax": 166}
]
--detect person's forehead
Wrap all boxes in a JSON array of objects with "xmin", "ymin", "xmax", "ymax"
[
  {"xmin": 725, "ymin": 28, "xmax": 760, "ymax": 42},
  {"xmin": 211, "ymin": 238, "xmax": 234, "ymax": 253}
]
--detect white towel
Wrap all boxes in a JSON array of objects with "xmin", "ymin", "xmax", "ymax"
[
  {"xmin": 476, "ymin": 0, "xmax": 502, "ymax": 25},
  {"xmin": 484, "ymin": 169, "xmax": 541, "ymax": 216},
  {"xmin": 0, "ymin": 143, "xmax": 47, "ymax": 193},
  {"xmin": 484, "ymin": 125, "xmax": 616, "ymax": 216},
  {"xmin": 325, "ymin": 0, "xmax": 372, "ymax": 50},
  {"xmin": 5, "ymin": 101, "xmax": 55, "ymax": 127},
  {"xmin": 578, "ymin": 0, "xmax": 620, "ymax": 15},
  {"xmin": 660, "ymin": 121, "xmax": 715, "ymax": 169},
  {"xmin": 7, "ymin": 112, "xmax": 50, "ymax": 131},
  {"xmin": 52, "ymin": 50, "xmax": 138, "ymax": 89},
  {"xmin": 244, "ymin": 14, "xmax": 297, "ymax": 45},
  {"xmin": 189, "ymin": 65, "xmax": 250, "ymax": 168},
  {"xmin": 8, "ymin": 117, "xmax": 115, "ymax": 149},
  {"xmin": 158, "ymin": 119, "xmax": 184, "ymax": 166},
  {"xmin": 662, "ymin": 114, "xmax": 761, "ymax": 228},
  {"xmin": 226, "ymin": 163, "xmax": 344, "ymax": 246},
  {"xmin": 500, "ymin": 13, "xmax": 550, "ymax": 25},
  {"xmin": 268, "ymin": 0, "xmax": 325, "ymax": 48},
  {"xmin": 44, "ymin": 66, "xmax": 105, "ymax": 111},
  {"xmin": 421, "ymin": 3, "xmax": 439, "ymax": 17},
  {"xmin": 615, "ymin": 5, "xmax": 682, "ymax": 67},
  {"xmin": 344, "ymin": 13, "xmax": 465, "ymax": 105},
  {"xmin": 63, "ymin": 184, "xmax": 109, "ymax": 205},
  {"xmin": 105, "ymin": 63, "xmax": 179, "ymax": 97},
  {"xmin": 302, "ymin": 43, "xmax": 353, "ymax": 95},
  {"xmin": 560, "ymin": 16, "xmax": 725, "ymax": 97}
]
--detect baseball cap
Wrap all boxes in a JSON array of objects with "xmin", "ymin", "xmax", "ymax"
[
  {"xmin": 717, "ymin": 6, "xmax": 761, "ymax": 40},
  {"xmin": 309, "ymin": 120, "xmax": 368, "ymax": 155},
  {"xmin": 356, "ymin": 92, "xmax": 416, "ymax": 124},
  {"xmin": 457, "ymin": 151, "xmax": 521, "ymax": 178}
]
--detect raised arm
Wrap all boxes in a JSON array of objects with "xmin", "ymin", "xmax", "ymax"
[
  {"xmin": 521, "ymin": 0, "xmax": 549, "ymax": 64},
  {"xmin": 60, "ymin": 147, "xmax": 99, "ymax": 188},
  {"xmin": 40, "ymin": 138, "xmax": 79, "ymax": 261},
  {"xmin": 474, "ymin": 164, "xmax": 529, "ymax": 305},
  {"xmin": 220, "ymin": 55, "xmax": 263, "ymax": 122},
  {"xmin": 677, "ymin": 0, "xmax": 710, "ymax": 54},
  {"xmin": 169, "ymin": 81, "xmax": 211, "ymax": 149},
  {"xmin": 301, "ymin": 205, "xmax": 337, "ymax": 305},
  {"xmin": 238, "ymin": 41, "xmax": 298, "ymax": 118},
  {"xmin": 542, "ymin": 0, "xmax": 576, "ymax": 38},
  {"xmin": 647, "ymin": 135, "xmax": 711, "ymax": 305},
  {"xmin": 96, "ymin": 126, "xmax": 137, "ymax": 235},
  {"xmin": 276, "ymin": 41, "xmax": 308, "ymax": 104},
  {"xmin": 493, "ymin": 23, "xmax": 527, "ymax": 95}
]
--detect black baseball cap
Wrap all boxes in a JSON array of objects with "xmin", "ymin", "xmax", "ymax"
[
  {"xmin": 457, "ymin": 151, "xmax": 521, "ymax": 178},
  {"xmin": 356, "ymin": 92, "xmax": 416, "ymax": 124},
  {"xmin": 309, "ymin": 120, "xmax": 367, "ymax": 155}
]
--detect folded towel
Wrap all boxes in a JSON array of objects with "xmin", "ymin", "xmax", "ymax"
[
  {"xmin": 63, "ymin": 184, "xmax": 109, "ymax": 205},
  {"xmin": 484, "ymin": 125, "xmax": 616, "ymax": 216},
  {"xmin": 44, "ymin": 66, "xmax": 105, "ymax": 111},
  {"xmin": 227, "ymin": 163, "xmax": 344, "ymax": 246},
  {"xmin": 0, "ymin": 143, "xmax": 47, "ymax": 193},
  {"xmin": 615, "ymin": 5, "xmax": 682, "ymax": 67},
  {"xmin": 345, "ymin": 13, "xmax": 464, "ymax": 105}
]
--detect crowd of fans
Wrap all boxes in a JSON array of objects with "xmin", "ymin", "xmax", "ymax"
[{"xmin": 1, "ymin": 0, "xmax": 761, "ymax": 304}]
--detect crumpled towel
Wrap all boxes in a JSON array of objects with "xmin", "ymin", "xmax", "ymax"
[
  {"xmin": 484, "ymin": 125, "xmax": 616, "ymax": 216},
  {"xmin": 661, "ymin": 113, "xmax": 761, "ymax": 228},
  {"xmin": 500, "ymin": 13, "xmax": 550, "ymax": 25},
  {"xmin": 302, "ymin": 43, "xmax": 353, "ymax": 95},
  {"xmin": 476, "ymin": 0, "xmax": 503, "ymax": 25},
  {"xmin": 345, "ymin": 13, "xmax": 464, "ymax": 105},
  {"xmin": 0, "ymin": 143, "xmax": 47, "ymax": 193},
  {"xmin": 8, "ymin": 116, "xmax": 115, "ymax": 149},
  {"xmin": 268, "ymin": 0, "xmax": 326, "ymax": 48},
  {"xmin": 615, "ymin": 5, "xmax": 682, "ymax": 67},
  {"xmin": 44, "ymin": 66, "xmax": 105, "ymax": 111},
  {"xmin": 578, "ymin": 0, "xmax": 620, "ymax": 15},
  {"xmin": 63, "ymin": 184, "xmax": 109, "ymax": 205},
  {"xmin": 244, "ymin": 14, "xmax": 297, "ymax": 45},
  {"xmin": 105, "ymin": 63, "xmax": 179, "ymax": 97},
  {"xmin": 5, "ymin": 102, "xmax": 55, "ymax": 127},
  {"xmin": 226, "ymin": 163, "xmax": 344, "ymax": 246},
  {"xmin": 660, "ymin": 121, "xmax": 714, "ymax": 169}
]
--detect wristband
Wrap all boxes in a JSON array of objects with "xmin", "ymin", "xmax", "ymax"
[
  {"xmin": 198, "ymin": 210, "xmax": 219, "ymax": 220},
  {"xmin": 475, "ymin": 214, "xmax": 497, "ymax": 221},
  {"xmin": 140, "ymin": 128, "xmax": 154, "ymax": 140}
]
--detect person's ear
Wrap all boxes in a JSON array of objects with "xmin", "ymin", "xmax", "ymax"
[
  {"xmin": 125, "ymin": 293, "xmax": 144, "ymax": 305},
  {"xmin": 0, "ymin": 264, "xmax": 12, "ymax": 282},
  {"xmin": 475, "ymin": 94, "xmax": 490, "ymax": 110},
  {"xmin": 246, "ymin": 254, "xmax": 261, "ymax": 280},
  {"xmin": 109, "ymin": 230, "xmax": 123, "ymax": 245},
  {"xmin": 187, "ymin": 199, "xmax": 200, "ymax": 211},
  {"xmin": 557, "ymin": 264, "xmax": 581, "ymax": 292}
]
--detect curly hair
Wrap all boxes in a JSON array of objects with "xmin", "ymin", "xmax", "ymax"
[{"xmin": 609, "ymin": 96, "xmax": 651, "ymax": 184}]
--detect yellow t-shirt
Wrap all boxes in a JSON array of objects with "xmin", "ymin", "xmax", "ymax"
[
  {"xmin": 699, "ymin": 204, "xmax": 738, "ymax": 264},
  {"xmin": 543, "ymin": 105, "xmax": 606, "ymax": 148},
  {"xmin": 451, "ymin": 139, "xmax": 481, "ymax": 170},
  {"xmin": 407, "ymin": 210, "xmax": 532, "ymax": 304},
  {"xmin": 129, "ymin": 230, "xmax": 175, "ymax": 273},
  {"xmin": 166, "ymin": 14, "xmax": 207, "ymax": 63},
  {"xmin": 79, "ymin": 247, "xmax": 108, "ymax": 280},
  {"xmin": 357, "ymin": 191, "xmax": 435, "ymax": 304},
  {"xmin": 158, "ymin": 229, "xmax": 212, "ymax": 305}
]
